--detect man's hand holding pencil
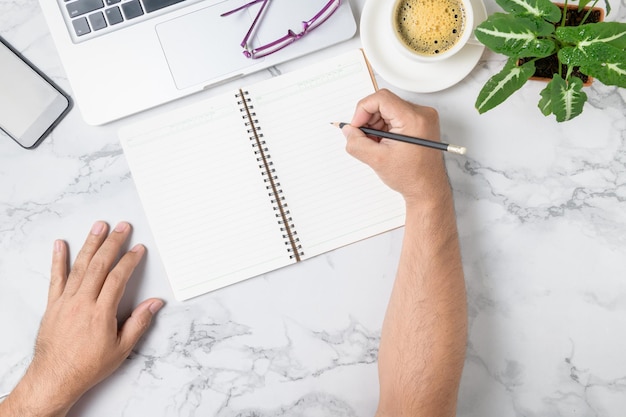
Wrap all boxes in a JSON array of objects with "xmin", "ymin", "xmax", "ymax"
[{"xmin": 337, "ymin": 88, "xmax": 459, "ymax": 206}]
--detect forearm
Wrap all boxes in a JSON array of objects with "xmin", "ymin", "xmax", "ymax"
[
  {"xmin": 376, "ymin": 187, "xmax": 467, "ymax": 417},
  {"xmin": 0, "ymin": 371, "xmax": 73, "ymax": 417}
]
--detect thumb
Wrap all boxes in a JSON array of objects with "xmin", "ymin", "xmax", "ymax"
[{"xmin": 119, "ymin": 298, "xmax": 164, "ymax": 352}]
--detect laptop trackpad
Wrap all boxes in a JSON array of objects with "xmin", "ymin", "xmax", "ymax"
[{"xmin": 156, "ymin": 4, "xmax": 261, "ymax": 90}]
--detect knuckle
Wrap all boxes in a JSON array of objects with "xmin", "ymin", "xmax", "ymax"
[
  {"xmin": 422, "ymin": 105, "xmax": 439, "ymax": 122},
  {"xmin": 88, "ymin": 257, "xmax": 110, "ymax": 275},
  {"xmin": 345, "ymin": 138, "xmax": 357, "ymax": 156},
  {"xmin": 106, "ymin": 268, "xmax": 126, "ymax": 286},
  {"xmin": 125, "ymin": 314, "xmax": 152, "ymax": 348},
  {"xmin": 369, "ymin": 152, "xmax": 385, "ymax": 168},
  {"xmin": 67, "ymin": 266, "xmax": 85, "ymax": 281},
  {"xmin": 377, "ymin": 88, "xmax": 392, "ymax": 98},
  {"xmin": 137, "ymin": 315, "xmax": 151, "ymax": 333}
]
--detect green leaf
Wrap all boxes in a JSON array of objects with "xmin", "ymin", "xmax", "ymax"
[
  {"xmin": 538, "ymin": 84, "xmax": 553, "ymax": 116},
  {"xmin": 578, "ymin": 0, "xmax": 611, "ymax": 16},
  {"xmin": 495, "ymin": 0, "xmax": 562, "ymax": 22},
  {"xmin": 475, "ymin": 13, "xmax": 556, "ymax": 58},
  {"xmin": 549, "ymin": 75, "xmax": 587, "ymax": 122},
  {"xmin": 559, "ymin": 43, "xmax": 626, "ymax": 87},
  {"xmin": 475, "ymin": 59, "xmax": 536, "ymax": 114},
  {"xmin": 557, "ymin": 22, "xmax": 626, "ymax": 50}
]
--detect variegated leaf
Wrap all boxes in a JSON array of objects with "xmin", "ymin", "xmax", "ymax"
[
  {"xmin": 475, "ymin": 59, "xmax": 536, "ymax": 114},
  {"xmin": 557, "ymin": 22, "xmax": 626, "ymax": 50},
  {"xmin": 538, "ymin": 84, "xmax": 553, "ymax": 116},
  {"xmin": 559, "ymin": 43, "xmax": 626, "ymax": 87},
  {"xmin": 549, "ymin": 75, "xmax": 587, "ymax": 122},
  {"xmin": 475, "ymin": 13, "xmax": 556, "ymax": 58},
  {"xmin": 495, "ymin": 0, "xmax": 561, "ymax": 22}
]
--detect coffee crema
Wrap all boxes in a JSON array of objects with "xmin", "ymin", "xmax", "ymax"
[{"xmin": 393, "ymin": 0, "xmax": 466, "ymax": 56}]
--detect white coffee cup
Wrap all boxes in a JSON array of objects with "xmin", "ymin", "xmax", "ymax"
[{"xmin": 390, "ymin": 0, "xmax": 476, "ymax": 63}]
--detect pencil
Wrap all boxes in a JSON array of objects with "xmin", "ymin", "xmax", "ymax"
[{"xmin": 331, "ymin": 122, "xmax": 466, "ymax": 155}]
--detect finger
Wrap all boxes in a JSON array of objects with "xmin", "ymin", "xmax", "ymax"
[
  {"xmin": 80, "ymin": 222, "xmax": 133, "ymax": 297},
  {"xmin": 355, "ymin": 91, "xmax": 441, "ymax": 143},
  {"xmin": 64, "ymin": 221, "xmax": 109, "ymax": 295},
  {"xmin": 48, "ymin": 240, "xmax": 68, "ymax": 304},
  {"xmin": 343, "ymin": 125, "xmax": 384, "ymax": 166},
  {"xmin": 98, "ymin": 244, "xmax": 146, "ymax": 308},
  {"xmin": 350, "ymin": 94, "xmax": 384, "ymax": 128},
  {"xmin": 118, "ymin": 298, "xmax": 164, "ymax": 354},
  {"xmin": 351, "ymin": 89, "xmax": 402, "ymax": 129}
]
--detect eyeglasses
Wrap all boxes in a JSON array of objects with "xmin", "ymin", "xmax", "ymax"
[{"xmin": 221, "ymin": 0, "xmax": 342, "ymax": 59}]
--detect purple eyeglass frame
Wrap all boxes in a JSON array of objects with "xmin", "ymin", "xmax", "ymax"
[{"xmin": 221, "ymin": 0, "xmax": 342, "ymax": 59}]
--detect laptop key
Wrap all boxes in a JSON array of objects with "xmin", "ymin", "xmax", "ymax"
[
  {"xmin": 67, "ymin": 0, "xmax": 104, "ymax": 18},
  {"xmin": 121, "ymin": 0, "xmax": 144, "ymax": 19},
  {"xmin": 105, "ymin": 0, "xmax": 121, "ymax": 4},
  {"xmin": 89, "ymin": 11, "xmax": 107, "ymax": 30},
  {"xmin": 142, "ymin": 0, "xmax": 186, "ymax": 14},
  {"xmin": 72, "ymin": 16, "xmax": 91, "ymax": 36},
  {"xmin": 105, "ymin": 6, "xmax": 124, "ymax": 25}
]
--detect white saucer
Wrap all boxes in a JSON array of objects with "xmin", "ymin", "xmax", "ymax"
[{"xmin": 361, "ymin": 0, "xmax": 487, "ymax": 93}]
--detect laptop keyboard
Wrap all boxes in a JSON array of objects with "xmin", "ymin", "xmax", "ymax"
[{"xmin": 62, "ymin": 0, "xmax": 206, "ymax": 40}]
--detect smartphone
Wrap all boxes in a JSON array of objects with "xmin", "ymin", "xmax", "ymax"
[{"xmin": 0, "ymin": 36, "xmax": 72, "ymax": 149}]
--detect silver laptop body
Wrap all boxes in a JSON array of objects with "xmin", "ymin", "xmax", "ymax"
[{"xmin": 39, "ymin": 0, "xmax": 357, "ymax": 125}]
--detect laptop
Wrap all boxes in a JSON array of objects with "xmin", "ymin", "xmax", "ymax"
[{"xmin": 38, "ymin": 0, "xmax": 357, "ymax": 125}]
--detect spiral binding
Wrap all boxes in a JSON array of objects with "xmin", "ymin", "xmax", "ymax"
[{"xmin": 236, "ymin": 89, "xmax": 303, "ymax": 261}]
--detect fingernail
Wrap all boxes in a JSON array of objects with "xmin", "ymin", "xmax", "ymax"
[
  {"xmin": 91, "ymin": 221, "xmax": 105, "ymax": 235},
  {"xmin": 54, "ymin": 239, "xmax": 64, "ymax": 253},
  {"xmin": 130, "ymin": 244, "xmax": 144, "ymax": 253},
  {"xmin": 114, "ymin": 222, "xmax": 129, "ymax": 233},
  {"xmin": 149, "ymin": 300, "xmax": 164, "ymax": 314}
]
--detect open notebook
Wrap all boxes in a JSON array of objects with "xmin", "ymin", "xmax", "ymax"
[{"xmin": 119, "ymin": 50, "xmax": 406, "ymax": 301}]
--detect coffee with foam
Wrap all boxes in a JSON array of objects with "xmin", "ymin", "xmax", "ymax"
[{"xmin": 393, "ymin": 0, "xmax": 466, "ymax": 57}]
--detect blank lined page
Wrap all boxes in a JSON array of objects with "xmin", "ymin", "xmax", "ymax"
[
  {"xmin": 119, "ymin": 95, "xmax": 292, "ymax": 300},
  {"xmin": 245, "ymin": 50, "xmax": 406, "ymax": 258},
  {"xmin": 119, "ymin": 50, "xmax": 405, "ymax": 301}
]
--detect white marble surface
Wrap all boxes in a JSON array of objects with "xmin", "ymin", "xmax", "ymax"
[{"xmin": 2, "ymin": 0, "xmax": 626, "ymax": 416}]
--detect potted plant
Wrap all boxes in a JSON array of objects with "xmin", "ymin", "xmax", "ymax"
[{"xmin": 473, "ymin": 0, "xmax": 626, "ymax": 121}]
